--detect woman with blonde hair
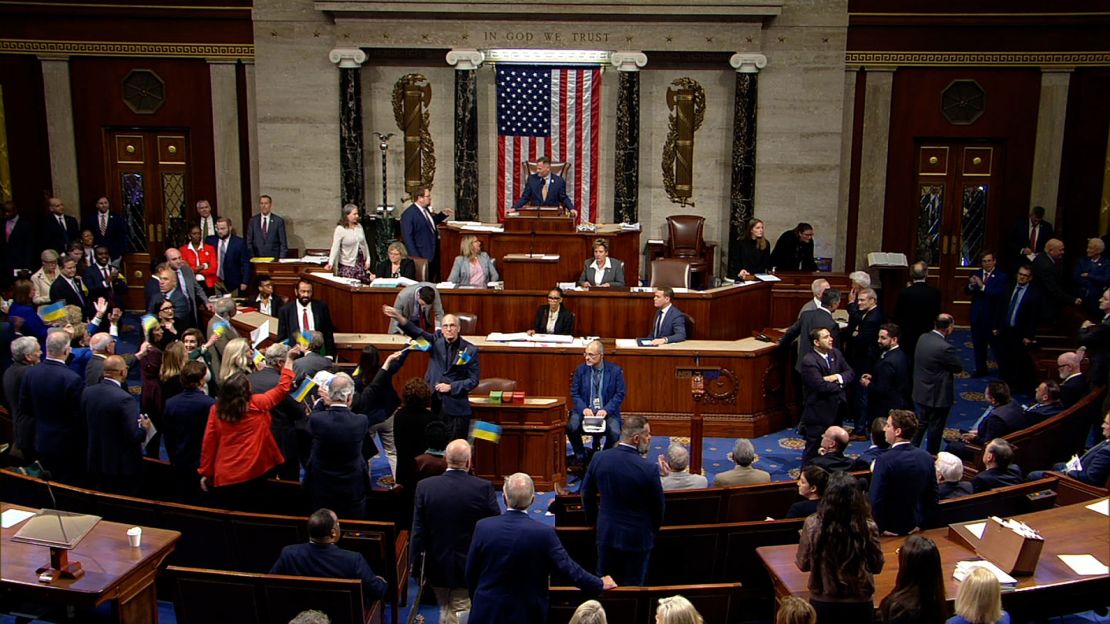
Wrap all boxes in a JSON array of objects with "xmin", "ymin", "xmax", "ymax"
[
  {"xmin": 218, "ymin": 337, "xmax": 256, "ymax": 384},
  {"xmin": 31, "ymin": 249, "xmax": 61, "ymax": 304},
  {"xmin": 655, "ymin": 595, "xmax": 704, "ymax": 624},
  {"xmin": 569, "ymin": 599, "xmax": 607, "ymax": 624},
  {"xmin": 946, "ymin": 567, "xmax": 1010, "ymax": 624},
  {"xmin": 372, "ymin": 241, "xmax": 417, "ymax": 280},
  {"xmin": 776, "ymin": 596, "xmax": 817, "ymax": 624},
  {"xmin": 447, "ymin": 235, "xmax": 498, "ymax": 286},
  {"xmin": 325, "ymin": 203, "xmax": 371, "ymax": 280},
  {"xmin": 737, "ymin": 218, "xmax": 772, "ymax": 281}
]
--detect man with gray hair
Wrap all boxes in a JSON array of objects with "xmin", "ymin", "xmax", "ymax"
[
  {"xmin": 250, "ymin": 341, "xmax": 305, "ymax": 480},
  {"xmin": 895, "ymin": 261, "xmax": 941, "ymax": 361},
  {"xmin": 781, "ymin": 288, "xmax": 841, "ymax": 375},
  {"xmin": 293, "ymin": 331, "xmax": 333, "ymax": 380},
  {"xmin": 657, "ymin": 443, "xmax": 707, "ymax": 491},
  {"xmin": 1057, "ymin": 351, "xmax": 1086, "ymax": 409},
  {"xmin": 85, "ymin": 331, "xmax": 143, "ymax": 386},
  {"xmin": 935, "ymin": 451, "xmax": 972, "ymax": 500},
  {"xmin": 412, "ymin": 439, "xmax": 500, "ymax": 624},
  {"xmin": 714, "ymin": 438, "xmax": 770, "ymax": 486},
  {"xmin": 467, "ymin": 472, "xmax": 614, "ymax": 623},
  {"xmin": 205, "ymin": 295, "xmax": 239, "ymax": 373},
  {"xmin": 304, "ymin": 373, "xmax": 372, "ymax": 518},
  {"xmin": 797, "ymin": 278, "xmax": 830, "ymax": 319},
  {"xmin": 4, "ymin": 336, "xmax": 41, "ymax": 461},
  {"xmin": 20, "ymin": 330, "xmax": 85, "ymax": 483}
]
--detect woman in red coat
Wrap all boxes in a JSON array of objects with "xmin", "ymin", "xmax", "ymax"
[
  {"xmin": 199, "ymin": 345, "xmax": 303, "ymax": 510},
  {"xmin": 180, "ymin": 225, "xmax": 218, "ymax": 294}
]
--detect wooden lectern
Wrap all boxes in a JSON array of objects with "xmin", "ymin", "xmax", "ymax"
[
  {"xmin": 678, "ymin": 367, "xmax": 738, "ymax": 474},
  {"xmin": 503, "ymin": 208, "xmax": 575, "ymax": 233}
]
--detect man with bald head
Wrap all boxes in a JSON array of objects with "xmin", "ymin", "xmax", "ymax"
[
  {"xmin": 1031, "ymin": 238, "xmax": 1082, "ymax": 322},
  {"xmin": 84, "ymin": 354, "xmax": 152, "ymax": 494},
  {"xmin": 811, "ymin": 425, "xmax": 854, "ymax": 472},
  {"xmin": 162, "ymin": 247, "xmax": 209, "ymax": 327},
  {"xmin": 412, "ymin": 439, "xmax": 500, "ymax": 624},
  {"xmin": 1057, "ymin": 351, "xmax": 1086, "ymax": 409},
  {"xmin": 384, "ymin": 305, "xmax": 480, "ymax": 440}
]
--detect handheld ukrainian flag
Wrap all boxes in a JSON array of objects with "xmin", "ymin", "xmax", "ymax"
[
  {"xmin": 295, "ymin": 331, "xmax": 313, "ymax": 348},
  {"xmin": 292, "ymin": 377, "xmax": 317, "ymax": 403},
  {"xmin": 39, "ymin": 300, "xmax": 68, "ymax": 323},
  {"xmin": 455, "ymin": 348, "xmax": 473, "ymax": 367},
  {"xmin": 140, "ymin": 314, "xmax": 159, "ymax": 333},
  {"xmin": 352, "ymin": 366, "xmax": 361, "ymax": 378},
  {"xmin": 406, "ymin": 337, "xmax": 432, "ymax": 352},
  {"xmin": 252, "ymin": 350, "xmax": 266, "ymax": 367},
  {"xmin": 211, "ymin": 318, "xmax": 232, "ymax": 337},
  {"xmin": 470, "ymin": 420, "xmax": 502, "ymax": 443}
]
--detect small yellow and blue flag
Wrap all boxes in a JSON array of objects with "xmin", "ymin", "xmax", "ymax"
[
  {"xmin": 295, "ymin": 331, "xmax": 313, "ymax": 348},
  {"xmin": 406, "ymin": 337, "xmax": 432, "ymax": 352},
  {"xmin": 38, "ymin": 300, "xmax": 68, "ymax": 323},
  {"xmin": 140, "ymin": 314, "xmax": 159, "ymax": 333},
  {"xmin": 292, "ymin": 377, "xmax": 317, "ymax": 402},
  {"xmin": 470, "ymin": 420, "xmax": 502, "ymax": 443},
  {"xmin": 211, "ymin": 319, "xmax": 231, "ymax": 337},
  {"xmin": 252, "ymin": 350, "xmax": 266, "ymax": 367},
  {"xmin": 455, "ymin": 348, "xmax": 473, "ymax": 367}
]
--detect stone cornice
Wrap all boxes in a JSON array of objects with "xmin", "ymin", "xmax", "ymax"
[
  {"xmin": 846, "ymin": 50, "xmax": 1110, "ymax": 68},
  {"xmin": 0, "ymin": 38, "xmax": 252, "ymax": 59},
  {"xmin": 315, "ymin": 0, "xmax": 782, "ymax": 20}
]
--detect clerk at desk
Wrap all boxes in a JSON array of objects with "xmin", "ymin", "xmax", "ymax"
[{"xmin": 512, "ymin": 156, "xmax": 576, "ymax": 213}]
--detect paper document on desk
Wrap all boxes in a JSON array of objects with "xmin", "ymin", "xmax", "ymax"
[
  {"xmin": 1085, "ymin": 498, "xmax": 1108, "ymax": 516},
  {"xmin": 954, "ymin": 560, "xmax": 1017, "ymax": 587},
  {"xmin": 755, "ymin": 274, "xmax": 781, "ymax": 282},
  {"xmin": 488, "ymin": 332, "xmax": 532, "ymax": 342},
  {"xmin": 298, "ymin": 255, "xmax": 329, "ymax": 264},
  {"xmin": 436, "ymin": 282, "xmax": 456, "ymax": 289},
  {"xmin": 461, "ymin": 225, "xmax": 504, "ymax": 232},
  {"xmin": 620, "ymin": 222, "xmax": 641, "ymax": 231},
  {"xmin": 1, "ymin": 508, "xmax": 35, "ymax": 528},
  {"xmin": 370, "ymin": 277, "xmax": 417, "ymax": 288},
  {"xmin": 615, "ymin": 339, "xmax": 640, "ymax": 349},
  {"xmin": 964, "ymin": 522, "xmax": 987, "ymax": 539},
  {"xmin": 250, "ymin": 320, "xmax": 270, "ymax": 348},
  {"xmin": 1058, "ymin": 554, "xmax": 1109, "ymax": 575}
]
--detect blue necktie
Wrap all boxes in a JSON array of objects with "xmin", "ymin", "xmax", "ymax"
[
  {"xmin": 1007, "ymin": 285, "xmax": 1025, "ymax": 327},
  {"xmin": 971, "ymin": 406, "xmax": 992, "ymax": 433}
]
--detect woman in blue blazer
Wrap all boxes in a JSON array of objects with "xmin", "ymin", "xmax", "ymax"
[{"xmin": 448, "ymin": 235, "xmax": 499, "ymax": 287}]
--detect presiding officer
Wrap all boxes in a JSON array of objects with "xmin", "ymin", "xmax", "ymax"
[
  {"xmin": 567, "ymin": 339, "xmax": 627, "ymax": 466},
  {"xmin": 512, "ymin": 156, "xmax": 576, "ymax": 214}
]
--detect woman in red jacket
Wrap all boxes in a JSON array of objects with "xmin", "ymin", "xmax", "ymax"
[
  {"xmin": 180, "ymin": 224, "xmax": 218, "ymax": 294},
  {"xmin": 199, "ymin": 344, "xmax": 303, "ymax": 510}
]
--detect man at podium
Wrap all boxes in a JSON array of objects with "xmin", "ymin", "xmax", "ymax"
[{"xmin": 511, "ymin": 157, "xmax": 576, "ymax": 213}]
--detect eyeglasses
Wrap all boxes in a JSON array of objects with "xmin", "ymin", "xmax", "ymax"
[{"xmin": 547, "ymin": 296, "xmax": 562, "ymax": 301}]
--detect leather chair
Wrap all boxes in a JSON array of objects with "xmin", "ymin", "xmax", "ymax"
[
  {"xmin": 412, "ymin": 257, "xmax": 429, "ymax": 282},
  {"xmin": 650, "ymin": 259, "xmax": 692, "ymax": 290},
  {"xmin": 664, "ymin": 215, "xmax": 713, "ymax": 288},
  {"xmin": 520, "ymin": 160, "xmax": 573, "ymax": 190},
  {"xmin": 474, "ymin": 378, "xmax": 517, "ymax": 395},
  {"xmin": 453, "ymin": 312, "xmax": 478, "ymax": 335}
]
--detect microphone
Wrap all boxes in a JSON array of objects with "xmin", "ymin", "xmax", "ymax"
[
  {"xmin": 37, "ymin": 463, "xmax": 72, "ymax": 547},
  {"xmin": 529, "ymin": 230, "xmax": 536, "ymax": 257}
]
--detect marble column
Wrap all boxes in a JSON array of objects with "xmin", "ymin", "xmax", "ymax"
[
  {"xmin": 330, "ymin": 47, "xmax": 368, "ymax": 212},
  {"xmin": 447, "ymin": 49, "xmax": 484, "ymax": 221},
  {"xmin": 610, "ymin": 52, "xmax": 647, "ymax": 225},
  {"xmin": 726, "ymin": 53, "xmax": 767, "ymax": 278},
  {"xmin": 243, "ymin": 60, "xmax": 259, "ymax": 214},
  {"xmin": 39, "ymin": 56, "xmax": 79, "ymax": 215},
  {"xmin": 856, "ymin": 68, "xmax": 895, "ymax": 281},
  {"xmin": 1030, "ymin": 69, "xmax": 1072, "ymax": 222},
  {"xmin": 208, "ymin": 60, "xmax": 242, "ymax": 217}
]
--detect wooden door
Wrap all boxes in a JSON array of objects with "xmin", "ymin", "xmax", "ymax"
[
  {"xmin": 104, "ymin": 130, "xmax": 191, "ymax": 309},
  {"xmin": 914, "ymin": 142, "xmax": 1003, "ymax": 324}
]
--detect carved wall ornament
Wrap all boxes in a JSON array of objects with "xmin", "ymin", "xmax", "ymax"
[
  {"xmin": 661, "ymin": 77, "xmax": 705, "ymax": 207},
  {"xmin": 391, "ymin": 73, "xmax": 436, "ymax": 195}
]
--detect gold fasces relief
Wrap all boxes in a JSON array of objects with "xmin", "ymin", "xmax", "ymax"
[
  {"xmin": 391, "ymin": 74, "xmax": 436, "ymax": 197},
  {"xmin": 662, "ymin": 77, "xmax": 705, "ymax": 207}
]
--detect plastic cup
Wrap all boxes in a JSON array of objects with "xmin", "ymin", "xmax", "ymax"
[{"xmin": 127, "ymin": 526, "xmax": 142, "ymax": 548}]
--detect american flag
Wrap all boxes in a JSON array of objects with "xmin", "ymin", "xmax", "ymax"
[{"xmin": 495, "ymin": 65, "xmax": 601, "ymax": 223}]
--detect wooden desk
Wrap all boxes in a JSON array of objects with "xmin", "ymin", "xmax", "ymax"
[
  {"xmin": 469, "ymin": 397, "xmax": 566, "ymax": 490},
  {"xmin": 305, "ymin": 271, "xmax": 773, "ymax": 341},
  {"xmin": 232, "ymin": 313, "xmax": 788, "ymax": 438},
  {"xmin": 249, "ymin": 259, "xmax": 326, "ymax": 300},
  {"xmin": 440, "ymin": 222, "xmax": 641, "ymax": 289},
  {"xmin": 1, "ymin": 502, "xmax": 181, "ymax": 624},
  {"xmin": 767, "ymin": 272, "xmax": 851, "ymax": 328},
  {"xmin": 756, "ymin": 499, "xmax": 1110, "ymax": 619}
]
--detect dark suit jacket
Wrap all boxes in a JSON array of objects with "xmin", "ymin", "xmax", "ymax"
[
  {"xmin": 1006, "ymin": 218, "xmax": 1053, "ymax": 263},
  {"xmin": 4, "ymin": 361, "xmax": 33, "ymax": 454},
  {"xmin": 392, "ymin": 405, "xmax": 434, "ymax": 490},
  {"xmin": 206, "ymin": 234, "xmax": 252, "ymax": 290},
  {"xmin": 2, "ymin": 216, "xmax": 37, "ymax": 273},
  {"xmin": 894, "ymin": 282, "xmax": 941, "ymax": 356},
  {"xmin": 512, "ymin": 173, "xmax": 575, "ymax": 211},
  {"xmin": 277, "ymin": 299, "xmax": 337, "ymax": 356},
  {"xmin": 1060, "ymin": 374, "xmax": 1087, "ymax": 409},
  {"xmin": 845, "ymin": 303, "xmax": 883, "ymax": 374},
  {"xmin": 1030, "ymin": 252, "xmax": 1074, "ymax": 320},
  {"xmin": 646, "ymin": 304, "xmax": 687, "ymax": 344},
  {"xmin": 966, "ymin": 269, "xmax": 1009, "ymax": 330},
  {"xmin": 868, "ymin": 347, "xmax": 911, "ymax": 422},
  {"xmin": 912, "ymin": 331, "xmax": 963, "ymax": 408},
  {"xmin": 84, "ymin": 212, "xmax": 127, "ymax": 260},
  {"xmin": 21, "ymin": 359, "xmax": 85, "ymax": 458},
  {"xmin": 1068, "ymin": 440, "xmax": 1110, "ymax": 486},
  {"xmin": 42, "ymin": 214, "xmax": 80, "ymax": 254},
  {"xmin": 305, "ymin": 405, "xmax": 371, "ymax": 507},
  {"xmin": 85, "ymin": 354, "xmax": 107, "ymax": 386},
  {"xmin": 49, "ymin": 275, "xmax": 89, "ymax": 315},
  {"xmin": 245, "ymin": 212, "xmax": 288, "ymax": 259},
  {"xmin": 997, "ymin": 282, "xmax": 1041, "ymax": 340},
  {"xmin": 571, "ymin": 360, "xmax": 626, "ymax": 418},
  {"xmin": 148, "ymin": 287, "xmax": 191, "ymax": 327},
  {"xmin": 781, "ymin": 308, "xmax": 838, "ymax": 373},
  {"xmin": 412, "ymin": 469, "xmax": 500, "ymax": 588},
  {"xmin": 532, "ymin": 305, "xmax": 575, "ymax": 335},
  {"xmin": 163, "ymin": 389, "xmax": 214, "ymax": 472},
  {"xmin": 850, "ymin": 445, "xmax": 888, "ymax": 472},
  {"xmin": 800, "ymin": 349, "xmax": 854, "ymax": 428},
  {"xmin": 811, "ymin": 450, "xmax": 854, "ymax": 473},
  {"xmin": 248, "ymin": 367, "xmax": 306, "ymax": 466},
  {"xmin": 467, "ymin": 511, "xmax": 602, "ymax": 624},
  {"xmin": 270, "ymin": 542, "xmax": 387, "ymax": 602},
  {"xmin": 579, "ymin": 258, "xmax": 626, "ymax": 288},
  {"xmin": 1078, "ymin": 316, "xmax": 1110, "ymax": 387},
  {"xmin": 82, "ymin": 263, "xmax": 126, "ymax": 307},
  {"xmin": 83, "ymin": 380, "xmax": 143, "ymax": 478},
  {"xmin": 769, "ymin": 229, "xmax": 817, "ymax": 272},
  {"xmin": 397, "ymin": 321, "xmax": 480, "ymax": 418},
  {"xmin": 581, "ymin": 444, "xmax": 665, "ymax": 553},
  {"xmin": 938, "ymin": 481, "xmax": 974, "ymax": 500},
  {"xmin": 400, "ymin": 203, "xmax": 445, "ymax": 264},
  {"xmin": 373, "ymin": 257, "xmax": 416, "ymax": 280},
  {"xmin": 971, "ymin": 464, "xmax": 1024, "ymax": 493},
  {"xmin": 870, "ymin": 443, "xmax": 938, "ymax": 535},
  {"xmin": 973, "ymin": 400, "xmax": 1025, "ymax": 445},
  {"xmin": 736, "ymin": 238, "xmax": 771, "ymax": 275},
  {"xmin": 1017, "ymin": 401, "xmax": 1063, "ymax": 430}
]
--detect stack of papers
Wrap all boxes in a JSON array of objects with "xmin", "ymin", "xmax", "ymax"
[
  {"xmin": 487, "ymin": 332, "xmax": 574, "ymax": 344},
  {"xmin": 370, "ymin": 277, "xmax": 417, "ymax": 288},
  {"xmin": 620, "ymin": 222, "xmax": 642, "ymax": 231},
  {"xmin": 461, "ymin": 224, "xmax": 503, "ymax": 232},
  {"xmin": 954, "ymin": 560, "xmax": 1017, "ymax": 588}
]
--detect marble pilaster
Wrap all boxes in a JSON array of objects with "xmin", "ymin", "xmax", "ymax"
[
  {"xmin": 331, "ymin": 47, "xmax": 367, "ymax": 212},
  {"xmin": 39, "ymin": 56, "xmax": 79, "ymax": 215},
  {"xmin": 208, "ymin": 60, "xmax": 242, "ymax": 216},
  {"xmin": 243, "ymin": 61, "xmax": 260, "ymax": 215},
  {"xmin": 856, "ymin": 68, "xmax": 895, "ymax": 280},
  {"xmin": 1030, "ymin": 69, "xmax": 1072, "ymax": 222},
  {"xmin": 447, "ymin": 49, "xmax": 484, "ymax": 221},
  {"xmin": 726, "ymin": 53, "xmax": 766, "ymax": 277},
  {"xmin": 837, "ymin": 69, "xmax": 858, "ymax": 272},
  {"xmin": 610, "ymin": 51, "xmax": 646, "ymax": 225}
]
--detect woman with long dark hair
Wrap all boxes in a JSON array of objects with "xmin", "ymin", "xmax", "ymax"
[
  {"xmin": 879, "ymin": 535, "xmax": 947, "ymax": 623},
  {"xmin": 795, "ymin": 471, "xmax": 884, "ymax": 622},
  {"xmin": 351, "ymin": 345, "xmax": 408, "ymax": 476},
  {"xmin": 786, "ymin": 465, "xmax": 829, "ymax": 518}
]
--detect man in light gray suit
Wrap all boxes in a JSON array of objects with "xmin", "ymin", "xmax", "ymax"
[
  {"xmin": 713, "ymin": 439, "xmax": 771, "ymax": 487},
  {"xmin": 388, "ymin": 282, "xmax": 444, "ymax": 334},
  {"xmin": 658, "ymin": 444, "xmax": 707, "ymax": 491},
  {"xmin": 245, "ymin": 194, "xmax": 288, "ymax": 259},
  {"xmin": 780, "ymin": 288, "xmax": 841, "ymax": 373},
  {"xmin": 797, "ymin": 278, "xmax": 830, "ymax": 319},
  {"xmin": 165, "ymin": 247, "xmax": 210, "ymax": 328},
  {"xmin": 205, "ymin": 296, "xmax": 240, "ymax": 375},
  {"xmin": 912, "ymin": 314, "xmax": 963, "ymax": 454}
]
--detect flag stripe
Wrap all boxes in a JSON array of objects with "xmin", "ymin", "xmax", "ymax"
[{"xmin": 589, "ymin": 71, "xmax": 601, "ymax": 224}]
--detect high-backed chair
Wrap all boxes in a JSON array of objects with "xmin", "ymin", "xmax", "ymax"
[
  {"xmin": 453, "ymin": 312, "xmax": 478, "ymax": 334},
  {"xmin": 664, "ymin": 215, "xmax": 713, "ymax": 288},
  {"xmin": 474, "ymin": 378, "xmax": 517, "ymax": 395},
  {"xmin": 520, "ymin": 160, "xmax": 573, "ymax": 190},
  {"xmin": 650, "ymin": 259, "xmax": 692, "ymax": 290},
  {"xmin": 412, "ymin": 257, "xmax": 429, "ymax": 282}
]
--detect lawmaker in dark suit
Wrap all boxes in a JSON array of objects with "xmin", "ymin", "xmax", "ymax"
[
  {"xmin": 912, "ymin": 315, "xmax": 963, "ymax": 455},
  {"xmin": 643, "ymin": 287, "xmax": 686, "ymax": 345},
  {"xmin": 862, "ymin": 324, "xmax": 911, "ymax": 423},
  {"xmin": 870, "ymin": 410, "xmax": 938, "ymax": 535},
  {"xmin": 162, "ymin": 248, "xmax": 209, "ymax": 328},
  {"xmin": 1031, "ymin": 239, "xmax": 1081, "ymax": 322},
  {"xmin": 1, "ymin": 201, "xmax": 37, "ymax": 277},
  {"xmin": 271, "ymin": 509, "xmax": 388, "ymax": 603},
  {"xmin": 799, "ymin": 328, "xmax": 855, "ymax": 464},
  {"xmin": 567, "ymin": 340, "xmax": 626, "ymax": 463},
  {"xmin": 1058, "ymin": 355, "xmax": 1086, "ymax": 409},
  {"xmin": 1030, "ymin": 413, "xmax": 1110, "ymax": 486},
  {"xmin": 971, "ymin": 439, "xmax": 1024, "ymax": 493},
  {"xmin": 769, "ymin": 222, "xmax": 817, "ymax": 272},
  {"xmin": 207, "ymin": 217, "xmax": 252, "ymax": 294},
  {"xmin": 49, "ymin": 257, "xmax": 91, "ymax": 316},
  {"xmin": 580, "ymin": 416, "xmax": 664, "ymax": 586},
  {"xmin": 400, "ymin": 186, "xmax": 451, "ymax": 282},
  {"xmin": 250, "ymin": 345, "xmax": 308, "ymax": 481},
  {"xmin": 277, "ymin": 278, "xmax": 337, "ymax": 356},
  {"xmin": 579, "ymin": 238, "xmax": 626, "ymax": 288},
  {"xmin": 893, "ymin": 262, "xmax": 941, "ymax": 362},
  {"xmin": 385, "ymin": 306, "xmax": 480, "ymax": 441},
  {"xmin": 511, "ymin": 157, "xmax": 576, "ymax": 213},
  {"xmin": 467, "ymin": 473, "xmax": 608, "ymax": 624},
  {"xmin": 946, "ymin": 381, "xmax": 1023, "ymax": 461},
  {"xmin": 21, "ymin": 332, "xmax": 86, "ymax": 484},
  {"xmin": 147, "ymin": 269, "xmax": 192, "ymax": 329},
  {"xmin": 844, "ymin": 291, "xmax": 883, "ymax": 376},
  {"xmin": 412, "ymin": 440, "xmax": 501, "ymax": 624},
  {"xmin": 245, "ymin": 195, "xmax": 288, "ymax": 259},
  {"xmin": 164, "ymin": 361, "xmax": 214, "ymax": 502},
  {"xmin": 965, "ymin": 252, "xmax": 1008, "ymax": 376},
  {"xmin": 83, "ymin": 356, "xmax": 150, "ymax": 495},
  {"xmin": 1004, "ymin": 206, "xmax": 1053, "ymax": 268},
  {"xmin": 1078, "ymin": 291, "xmax": 1110, "ymax": 388},
  {"xmin": 781, "ymin": 288, "xmax": 841, "ymax": 373},
  {"xmin": 530, "ymin": 287, "xmax": 575, "ymax": 336},
  {"xmin": 83, "ymin": 196, "xmax": 127, "ymax": 262},
  {"xmin": 995, "ymin": 265, "xmax": 1041, "ymax": 393},
  {"xmin": 42, "ymin": 196, "xmax": 80, "ymax": 254},
  {"xmin": 305, "ymin": 374, "xmax": 373, "ymax": 519},
  {"xmin": 4, "ymin": 337, "xmax": 40, "ymax": 461},
  {"xmin": 82, "ymin": 247, "xmax": 127, "ymax": 308},
  {"xmin": 388, "ymin": 283, "xmax": 444, "ymax": 335}
]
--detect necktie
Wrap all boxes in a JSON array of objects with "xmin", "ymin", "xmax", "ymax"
[
  {"xmin": 302, "ymin": 306, "xmax": 310, "ymax": 332},
  {"xmin": 100, "ymin": 213, "xmax": 107, "ymax": 236},
  {"xmin": 1029, "ymin": 224, "xmax": 1038, "ymax": 251},
  {"xmin": 263, "ymin": 216, "xmax": 269, "ymax": 237},
  {"xmin": 591, "ymin": 368, "xmax": 602, "ymax": 407},
  {"xmin": 971, "ymin": 406, "xmax": 993, "ymax": 433},
  {"xmin": 654, "ymin": 310, "xmax": 664, "ymax": 338},
  {"xmin": 178, "ymin": 270, "xmax": 194, "ymax": 314},
  {"xmin": 202, "ymin": 218, "xmax": 210, "ymax": 239},
  {"xmin": 423, "ymin": 208, "xmax": 436, "ymax": 232},
  {"xmin": 102, "ymin": 266, "xmax": 110, "ymax": 283},
  {"xmin": 5, "ymin": 220, "xmax": 12, "ymax": 240},
  {"xmin": 71, "ymin": 278, "xmax": 84, "ymax": 305},
  {"xmin": 58, "ymin": 215, "xmax": 67, "ymax": 243},
  {"xmin": 218, "ymin": 239, "xmax": 226, "ymax": 280},
  {"xmin": 1008, "ymin": 285, "xmax": 1025, "ymax": 327},
  {"xmin": 541, "ymin": 177, "xmax": 549, "ymax": 201}
]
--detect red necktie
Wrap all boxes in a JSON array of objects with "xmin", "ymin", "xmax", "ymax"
[
  {"xmin": 103, "ymin": 267, "xmax": 110, "ymax": 283},
  {"xmin": 302, "ymin": 307, "xmax": 311, "ymax": 332},
  {"xmin": 1029, "ymin": 224, "xmax": 1037, "ymax": 251}
]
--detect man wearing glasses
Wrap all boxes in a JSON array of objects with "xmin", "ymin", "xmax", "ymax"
[{"xmin": 567, "ymin": 339, "xmax": 626, "ymax": 468}]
